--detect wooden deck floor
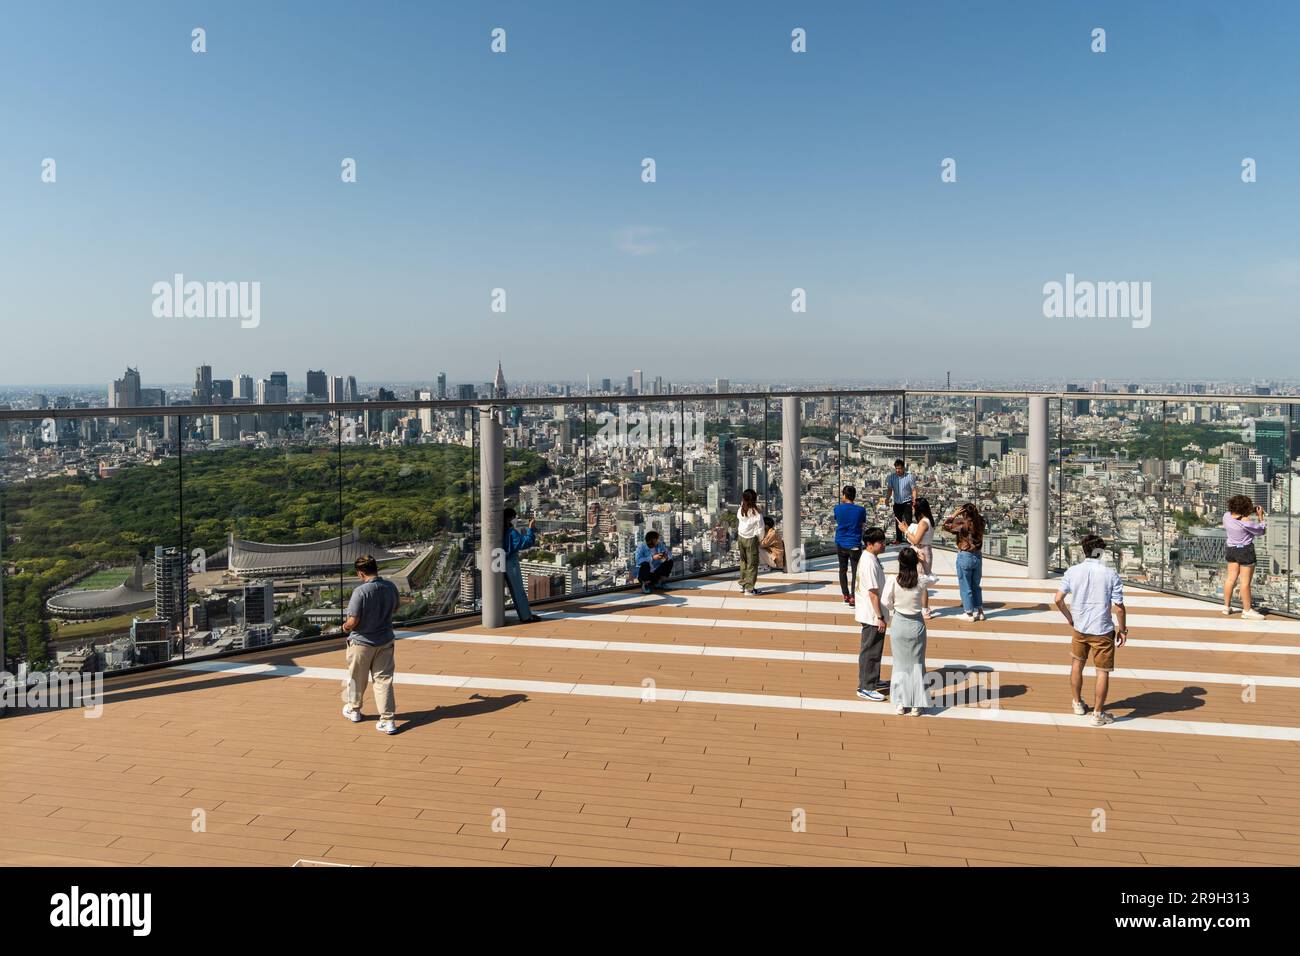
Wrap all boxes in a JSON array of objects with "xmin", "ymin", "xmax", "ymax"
[{"xmin": 3, "ymin": 551, "xmax": 1299, "ymax": 867}]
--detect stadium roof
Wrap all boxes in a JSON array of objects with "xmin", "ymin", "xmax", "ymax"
[
  {"xmin": 228, "ymin": 529, "xmax": 394, "ymax": 576},
  {"xmin": 47, "ymin": 583, "xmax": 153, "ymax": 618}
]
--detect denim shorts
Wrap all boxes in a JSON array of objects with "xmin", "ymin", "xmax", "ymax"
[{"xmin": 1225, "ymin": 545, "xmax": 1257, "ymax": 567}]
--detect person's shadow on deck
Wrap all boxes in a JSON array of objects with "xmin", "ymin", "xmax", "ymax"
[
  {"xmin": 396, "ymin": 692, "xmax": 528, "ymax": 732},
  {"xmin": 1106, "ymin": 686, "xmax": 1207, "ymax": 720}
]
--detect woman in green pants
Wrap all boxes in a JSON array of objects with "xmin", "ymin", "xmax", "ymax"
[{"xmin": 736, "ymin": 488, "xmax": 764, "ymax": 595}]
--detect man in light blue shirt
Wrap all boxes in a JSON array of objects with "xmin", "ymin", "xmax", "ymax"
[
  {"xmin": 634, "ymin": 530, "xmax": 673, "ymax": 593},
  {"xmin": 883, "ymin": 460, "xmax": 917, "ymax": 544},
  {"xmin": 1054, "ymin": 534, "xmax": 1128, "ymax": 727}
]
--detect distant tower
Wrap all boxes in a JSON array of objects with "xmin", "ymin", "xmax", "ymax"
[{"xmin": 494, "ymin": 361, "xmax": 507, "ymax": 400}]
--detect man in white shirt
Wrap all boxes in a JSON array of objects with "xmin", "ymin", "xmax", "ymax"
[
  {"xmin": 1053, "ymin": 534, "xmax": 1128, "ymax": 727},
  {"xmin": 853, "ymin": 527, "xmax": 890, "ymax": 701}
]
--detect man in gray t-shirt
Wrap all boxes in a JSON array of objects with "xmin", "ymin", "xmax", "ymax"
[{"xmin": 341, "ymin": 555, "xmax": 401, "ymax": 733}]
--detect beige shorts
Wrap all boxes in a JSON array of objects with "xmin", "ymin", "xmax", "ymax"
[{"xmin": 1071, "ymin": 630, "xmax": 1116, "ymax": 672}]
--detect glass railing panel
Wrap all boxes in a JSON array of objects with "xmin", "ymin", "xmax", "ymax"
[
  {"xmin": 973, "ymin": 396, "xmax": 1030, "ymax": 564},
  {"xmin": 339, "ymin": 400, "xmax": 476, "ymax": 627},
  {"xmin": 1, "ymin": 411, "xmax": 181, "ymax": 676},
  {"xmin": 178, "ymin": 404, "xmax": 342, "ymax": 657},
  {"xmin": 833, "ymin": 393, "xmax": 904, "ymax": 551},
  {"xmin": 498, "ymin": 395, "xmax": 593, "ymax": 608}
]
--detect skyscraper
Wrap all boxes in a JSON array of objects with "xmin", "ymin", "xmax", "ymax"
[
  {"xmin": 236, "ymin": 374, "xmax": 255, "ymax": 400},
  {"xmin": 306, "ymin": 370, "xmax": 328, "ymax": 401},
  {"xmin": 494, "ymin": 361, "xmax": 507, "ymax": 399},
  {"xmin": 1254, "ymin": 417, "xmax": 1288, "ymax": 472},
  {"xmin": 632, "ymin": 369, "xmax": 643, "ymax": 395},
  {"xmin": 109, "ymin": 367, "xmax": 142, "ymax": 409},
  {"xmin": 436, "ymin": 372, "xmax": 447, "ymax": 400},
  {"xmin": 193, "ymin": 366, "xmax": 213, "ymax": 405},
  {"xmin": 154, "ymin": 546, "xmax": 187, "ymax": 634}
]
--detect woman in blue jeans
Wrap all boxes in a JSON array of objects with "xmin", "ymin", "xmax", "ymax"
[
  {"xmin": 942, "ymin": 502, "xmax": 986, "ymax": 621},
  {"xmin": 502, "ymin": 507, "xmax": 542, "ymax": 623}
]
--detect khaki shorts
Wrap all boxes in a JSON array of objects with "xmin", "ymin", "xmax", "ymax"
[{"xmin": 1071, "ymin": 630, "xmax": 1116, "ymax": 672}]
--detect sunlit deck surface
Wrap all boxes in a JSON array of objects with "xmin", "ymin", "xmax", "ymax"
[{"xmin": 4, "ymin": 551, "xmax": 1300, "ymax": 867}]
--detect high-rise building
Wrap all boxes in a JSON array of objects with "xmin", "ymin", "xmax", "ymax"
[
  {"xmin": 236, "ymin": 374, "xmax": 255, "ymax": 400},
  {"xmin": 193, "ymin": 366, "xmax": 213, "ymax": 406},
  {"xmin": 211, "ymin": 379, "xmax": 234, "ymax": 402},
  {"xmin": 494, "ymin": 362, "xmax": 508, "ymax": 399},
  {"xmin": 109, "ymin": 367, "xmax": 142, "ymax": 412},
  {"xmin": 242, "ymin": 580, "xmax": 275, "ymax": 626},
  {"xmin": 436, "ymin": 372, "xmax": 447, "ymax": 400},
  {"xmin": 632, "ymin": 369, "xmax": 643, "ymax": 395},
  {"xmin": 715, "ymin": 378, "xmax": 729, "ymax": 412},
  {"xmin": 1254, "ymin": 417, "xmax": 1288, "ymax": 472},
  {"xmin": 328, "ymin": 376, "xmax": 344, "ymax": 403},
  {"xmin": 154, "ymin": 546, "xmax": 187, "ymax": 632},
  {"xmin": 306, "ymin": 370, "xmax": 328, "ymax": 401}
]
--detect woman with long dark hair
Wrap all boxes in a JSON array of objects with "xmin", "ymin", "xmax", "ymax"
[
  {"xmin": 942, "ymin": 502, "xmax": 986, "ymax": 621},
  {"xmin": 1223, "ymin": 494, "xmax": 1267, "ymax": 620},
  {"xmin": 736, "ymin": 488, "xmax": 764, "ymax": 595},
  {"xmin": 899, "ymin": 496, "xmax": 937, "ymax": 619},
  {"xmin": 882, "ymin": 547, "xmax": 929, "ymax": 715}
]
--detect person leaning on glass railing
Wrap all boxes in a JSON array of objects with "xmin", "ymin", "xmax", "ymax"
[{"xmin": 1223, "ymin": 494, "xmax": 1267, "ymax": 620}]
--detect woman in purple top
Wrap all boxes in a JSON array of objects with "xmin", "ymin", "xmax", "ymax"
[{"xmin": 1223, "ymin": 494, "xmax": 1267, "ymax": 620}]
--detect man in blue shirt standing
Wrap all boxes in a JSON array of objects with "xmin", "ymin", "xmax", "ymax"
[
  {"xmin": 502, "ymin": 507, "xmax": 543, "ymax": 624},
  {"xmin": 634, "ymin": 530, "xmax": 673, "ymax": 594},
  {"xmin": 1053, "ymin": 534, "xmax": 1128, "ymax": 727},
  {"xmin": 341, "ymin": 554, "xmax": 401, "ymax": 734},
  {"xmin": 884, "ymin": 459, "xmax": 917, "ymax": 544},
  {"xmin": 833, "ymin": 485, "xmax": 867, "ymax": 607}
]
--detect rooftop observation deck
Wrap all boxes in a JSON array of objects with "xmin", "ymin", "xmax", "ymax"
[{"xmin": 3, "ymin": 550, "xmax": 1299, "ymax": 867}]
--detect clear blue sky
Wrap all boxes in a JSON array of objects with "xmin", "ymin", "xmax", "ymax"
[{"xmin": 2, "ymin": 0, "xmax": 1298, "ymax": 387}]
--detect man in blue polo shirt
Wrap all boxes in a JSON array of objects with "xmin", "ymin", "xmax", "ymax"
[
  {"xmin": 884, "ymin": 459, "xmax": 917, "ymax": 544},
  {"xmin": 833, "ymin": 485, "xmax": 867, "ymax": 606}
]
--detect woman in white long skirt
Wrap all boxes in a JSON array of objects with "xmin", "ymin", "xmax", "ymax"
[{"xmin": 882, "ymin": 547, "xmax": 930, "ymax": 716}]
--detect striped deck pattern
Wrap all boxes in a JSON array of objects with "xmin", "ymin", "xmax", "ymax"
[{"xmin": 3, "ymin": 550, "xmax": 1299, "ymax": 867}]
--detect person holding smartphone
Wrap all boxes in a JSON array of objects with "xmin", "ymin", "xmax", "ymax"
[
  {"xmin": 502, "ymin": 507, "xmax": 543, "ymax": 623},
  {"xmin": 1223, "ymin": 495, "xmax": 1268, "ymax": 620}
]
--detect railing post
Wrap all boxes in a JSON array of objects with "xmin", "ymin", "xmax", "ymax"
[
  {"xmin": 479, "ymin": 406, "xmax": 504, "ymax": 628},
  {"xmin": 782, "ymin": 396, "xmax": 801, "ymax": 567},
  {"xmin": 1028, "ymin": 395, "xmax": 1049, "ymax": 579}
]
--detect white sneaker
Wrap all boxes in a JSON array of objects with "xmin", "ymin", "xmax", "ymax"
[
  {"xmin": 1070, "ymin": 699, "xmax": 1086, "ymax": 716},
  {"xmin": 894, "ymin": 703, "xmax": 907, "ymax": 715},
  {"xmin": 975, "ymin": 609, "xmax": 986, "ymax": 622},
  {"xmin": 1221, "ymin": 608, "xmax": 1234, "ymax": 616},
  {"xmin": 1241, "ymin": 609, "xmax": 1265, "ymax": 620},
  {"xmin": 375, "ymin": 719, "xmax": 398, "ymax": 735},
  {"xmin": 963, "ymin": 611, "xmax": 976, "ymax": 622},
  {"xmin": 908, "ymin": 708, "xmax": 923, "ymax": 717},
  {"xmin": 1089, "ymin": 711, "xmax": 1115, "ymax": 727},
  {"xmin": 342, "ymin": 705, "xmax": 361, "ymax": 723}
]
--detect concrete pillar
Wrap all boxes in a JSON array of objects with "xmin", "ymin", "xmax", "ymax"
[
  {"xmin": 1028, "ymin": 395, "xmax": 1049, "ymax": 579},
  {"xmin": 781, "ymin": 396, "xmax": 802, "ymax": 569},
  {"xmin": 479, "ymin": 406, "xmax": 504, "ymax": 628}
]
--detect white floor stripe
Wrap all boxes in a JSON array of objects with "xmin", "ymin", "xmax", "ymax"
[
  {"xmin": 394, "ymin": 629, "xmax": 1300, "ymax": 689},
  {"xmin": 171, "ymin": 659, "xmax": 1300, "ymax": 743},
  {"xmin": 566, "ymin": 589, "xmax": 1300, "ymax": 636},
  {"xmin": 677, "ymin": 578, "xmax": 1225, "ymax": 611},
  {"xmin": 524, "ymin": 609, "xmax": 1300, "ymax": 656}
]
